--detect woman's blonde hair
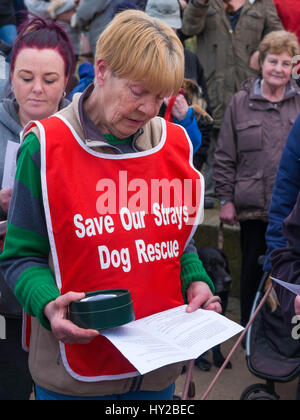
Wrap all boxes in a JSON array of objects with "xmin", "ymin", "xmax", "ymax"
[
  {"xmin": 95, "ymin": 10, "xmax": 184, "ymax": 97},
  {"xmin": 259, "ymin": 30, "xmax": 300, "ymax": 65}
]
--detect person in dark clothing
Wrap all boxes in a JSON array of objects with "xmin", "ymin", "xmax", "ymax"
[
  {"xmin": 13, "ymin": 0, "xmax": 27, "ymax": 27},
  {"xmin": 68, "ymin": 61, "xmax": 94, "ymax": 100},
  {"xmin": 0, "ymin": 39, "xmax": 11, "ymax": 57},
  {"xmin": 270, "ymin": 192, "xmax": 300, "ymax": 400},
  {"xmin": 134, "ymin": 0, "xmax": 147, "ymax": 10},
  {"xmin": 0, "ymin": 0, "xmax": 17, "ymax": 47},
  {"xmin": 184, "ymin": 47, "xmax": 212, "ymax": 170},
  {"xmin": 113, "ymin": 0, "xmax": 140, "ymax": 15}
]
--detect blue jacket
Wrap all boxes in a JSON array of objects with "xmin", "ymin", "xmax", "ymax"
[
  {"xmin": 174, "ymin": 108, "xmax": 202, "ymax": 154},
  {"xmin": 68, "ymin": 62, "xmax": 95, "ymax": 101},
  {"xmin": 265, "ymin": 113, "xmax": 300, "ymax": 272}
]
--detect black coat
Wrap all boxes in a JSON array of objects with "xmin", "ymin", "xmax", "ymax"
[
  {"xmin": 134, "ymin": 0, "xmax": 147, "ymax": 10},
  {"xmin": 159, "ymin": 48, "xmax": 212, "ymax": 171},
  {"xmin": 0, "ymin": 0, "xmax": 16, "ymax": 27},
  {"xmin": 271, "ymin": 193, "xmax": 300, "ymax": 328},
  {"xmin": 184, "ymin": 48, "xmax": 212, "ymax": 170}
]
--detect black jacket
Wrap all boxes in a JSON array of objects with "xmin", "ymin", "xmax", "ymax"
[
  {"xmin": 0, "ymin": 0, "xmax": 16, "ymax": 27},
  {"xmin": 159, "ymin": 48, "xmax": 212, "ymax": 170},
  {"xmin": 271, "ymin": 191, "xmax": 300, "ymax": 328},
  {"xmin": 184, "ymin": 48, "xmax": 212, "ymax": 170},
  {"xmin": 134, "ymin": 0, "xmax": 147, "ymax": 10}
]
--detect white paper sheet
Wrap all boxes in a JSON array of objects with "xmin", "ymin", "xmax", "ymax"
[
  {"xmin": 2, "ymin": 141, "xmax": 20, "ymax": 189},
  {"xmin": 101, "ymin": 305, "xmax": 244, "ymax": 375},
  {"xmin": 271, "ymin": 276, "xmax": 300, "ymax": 295}
]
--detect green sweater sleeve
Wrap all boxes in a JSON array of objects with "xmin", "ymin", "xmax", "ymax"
[
  {"xmin": 0, "ymin": 133, "xmax": 60, "ymax": 330},
  {"xmin": 180, "ymin": 252, "xmax": 215, "ymax": 302}
]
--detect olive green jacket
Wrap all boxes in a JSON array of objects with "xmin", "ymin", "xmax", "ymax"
[{"xmin": 182, "ymin": 0, "xmax": 283, "ymax": 128}]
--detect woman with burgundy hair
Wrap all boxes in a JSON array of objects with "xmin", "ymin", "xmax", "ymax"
[{"xmin": 0, "ymin": 16, "xmax": 75, "ymax": 400}]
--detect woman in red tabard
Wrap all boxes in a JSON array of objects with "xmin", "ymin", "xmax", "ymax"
[{"xmin": 0, "ymin": 10, "xmax": 221, "ymax": 400}]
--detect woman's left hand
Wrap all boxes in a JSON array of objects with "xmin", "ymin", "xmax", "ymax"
[{"xmin": 186, "ymin": 281, "xmax": 222, "ymax": 313}]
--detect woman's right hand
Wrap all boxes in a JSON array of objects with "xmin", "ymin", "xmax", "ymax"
[
  {"xmin": 0, "ymin": 188, "xmax": 12, "ymax": 214},
  {"xmin": 219, "ymin": 201, "xmax": 238, "ymax": 226},
  {"xmin": 44, "ymin": 292, "xmax": 99, "ymax": 344}
]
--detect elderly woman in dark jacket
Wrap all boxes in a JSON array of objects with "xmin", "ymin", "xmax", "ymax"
[{"xmin": 213, "ymin": 30, "xmax": 300, "ymax": 326}]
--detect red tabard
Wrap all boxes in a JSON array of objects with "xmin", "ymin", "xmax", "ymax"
[{"xmin": 27, "ymin": 115, "xmax": 203, "ymax": 381}]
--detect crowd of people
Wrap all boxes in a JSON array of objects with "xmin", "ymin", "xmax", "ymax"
[{"xmin": 0, "ymin": 0, "xmax": 299, "ymax": 401}]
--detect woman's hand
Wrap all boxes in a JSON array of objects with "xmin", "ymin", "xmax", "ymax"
[
  {"xmin": 164, "ymin": 94, "xmax": 189, "ymax": 121},
  {"xmin": 0, "ymin": 188, "xmax": 12, "ymax": 214},
  {"xmin": 186, "ymin": 281, "xmax": 222, "ymax": 313},
  {"xmin": 249, "ymin": 50, "xmax": 260, "ymax": 71},
  {"xmin": 219, "ymin": 201, "xmax": 238, "ymax": 226},
  {"xmin": 44, "ymin": 292, "xmax": 99, "ymax": 344}
]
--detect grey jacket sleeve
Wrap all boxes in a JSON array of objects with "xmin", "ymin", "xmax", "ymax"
[
  {"xmin": 24, "ymin": 0, "xmax": 76, "ymax": 19},
  {"xmin": 74, "ymin": 0, "xmax": 111, "ymax": 28}
]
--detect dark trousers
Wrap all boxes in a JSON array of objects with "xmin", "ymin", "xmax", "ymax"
[
  {"xmin": 239, "ymin": 220, "xmax": 268, "ymax": 327},
  {"xmin": 0, "ymin": 317, "xmax": 32, "ymax": 400}
]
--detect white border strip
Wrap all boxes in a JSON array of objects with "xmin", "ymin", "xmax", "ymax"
[
  {"xmin": 59, "ymin": 342, "xmax": 139, "ymax": 382},
  {"xmin": 55, "ymin": 113, "xmax": 167, "ymax": 160},
  {"xmin": 37, "ymin": 120, "xmax": 63, "ymax": 290}
]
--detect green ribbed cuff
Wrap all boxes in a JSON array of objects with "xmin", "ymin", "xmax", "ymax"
[
  {"xmin": 15, "ymin": 266, "xmax": 61, "ymax": 330},
  {"xmin": 180, "ymin": 253, "xmax": 215, "ymax": 302},
  {"xmin": 29, "ymin": 283, "xmax": 61, "ymax": 330}
]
